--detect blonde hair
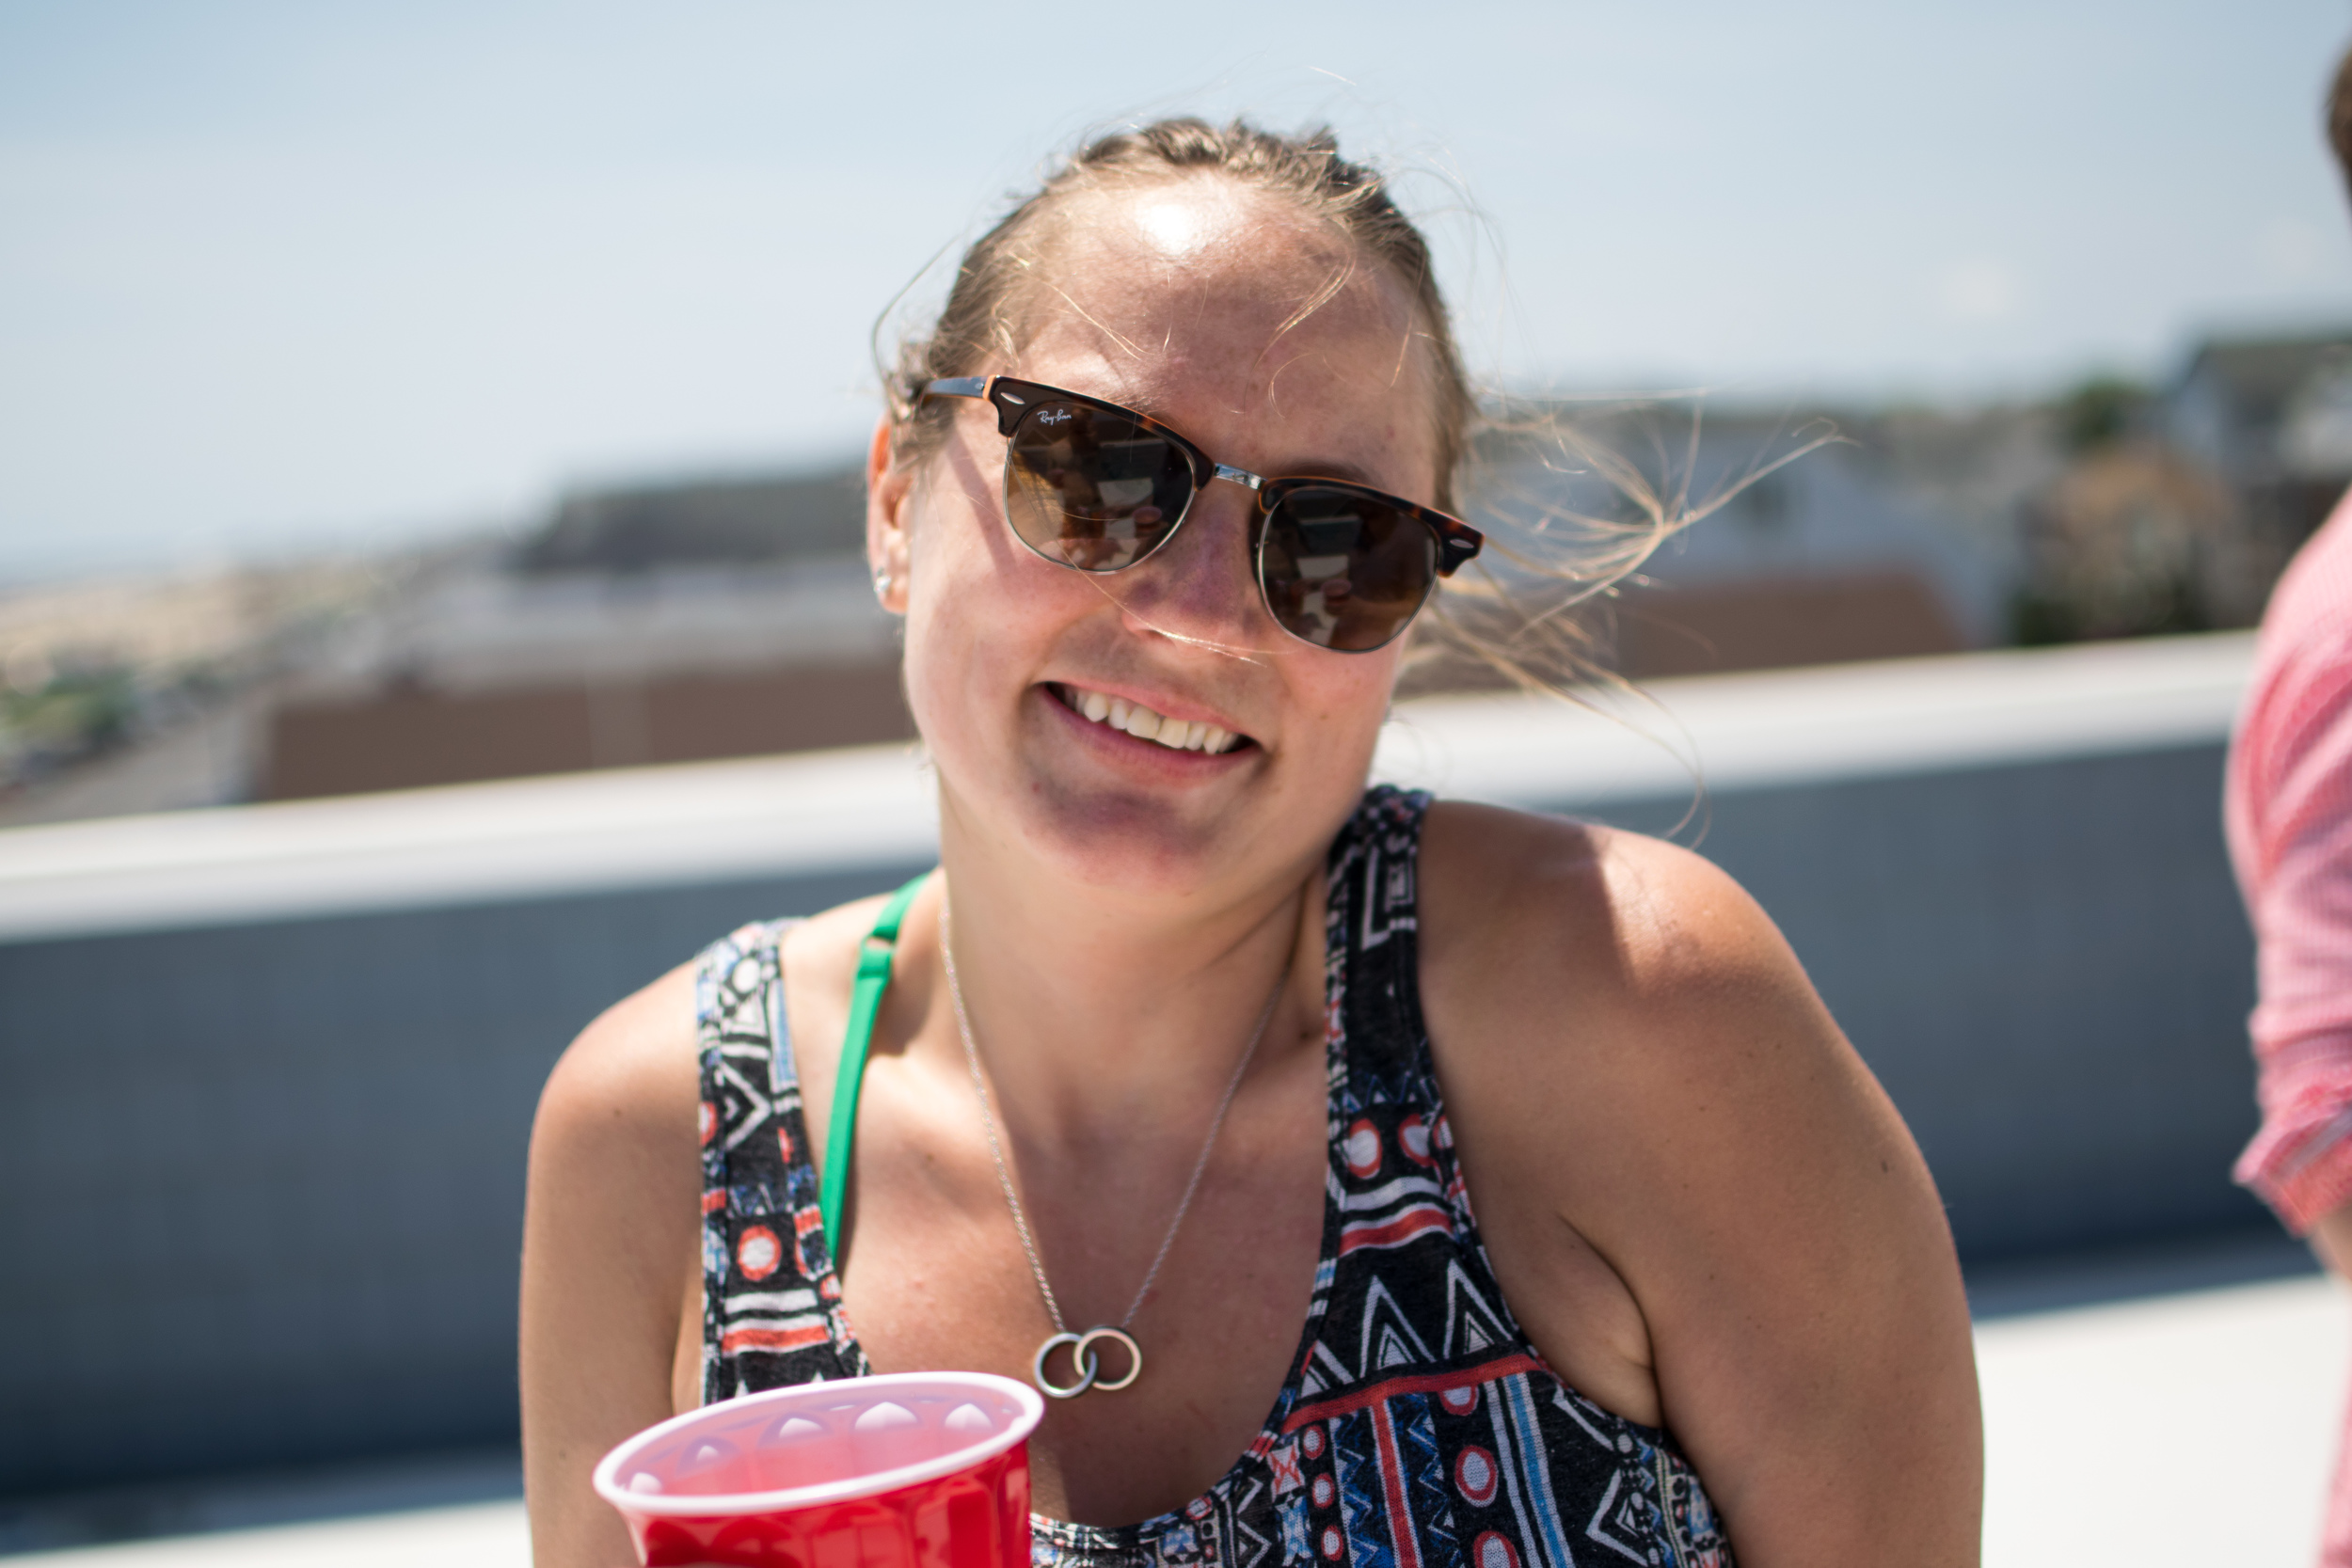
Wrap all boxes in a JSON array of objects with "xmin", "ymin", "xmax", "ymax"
[{"xmin": 884, "ymin": 119, "xmax": 1469, "ymax": 506}]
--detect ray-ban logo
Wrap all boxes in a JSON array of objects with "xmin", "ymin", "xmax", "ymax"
[{"xmin": 1038, "ymin": 408, "xmax": 1073, "ymax": 425}]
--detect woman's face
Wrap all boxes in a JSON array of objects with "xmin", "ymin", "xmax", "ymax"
[{"xmin": 874, "ymin": 177, "xmax": 1443, "ymax": 904}]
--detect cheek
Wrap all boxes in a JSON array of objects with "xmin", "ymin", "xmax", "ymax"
[
  {"xmin": 899, "ymin": 548, "xmax": 1009, "ymax": 721},
  {"xmin": 1295, "ymin": 647, "xmax": 1403, "ymax": 752},
  {"xmin": 895, "ymin": 491, "xmax": 1079, "ymax": 724},
  {"xmin": 895, "ymin": 481, "xmax": 996, "ymax": 723}
]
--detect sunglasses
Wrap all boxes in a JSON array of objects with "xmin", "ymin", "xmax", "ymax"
[{"xmin": 919, "ymin": 376, "xmax": 1483, "ymax": 652}]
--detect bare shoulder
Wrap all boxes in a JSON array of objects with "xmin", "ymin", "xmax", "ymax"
[
  {"xmin": 521, "ymin": 958, "xmax": 707, "ymax": 1567},
  {"xmin": 522, "ymin": 896, "xmax": 923, "ymax": 1565},
  {"xmin": 525, "ymin": 962, "xmax": 707, "ymax": 1341},
  {"xmin": 536, "ymin": 958, "xmax": 703, "ymax": 1156},
  {"xmin": 539, "ymin": 891, "xmax": 897, "ymax": 1142},
  {"xmin": 1418, "ymin": 799, "xmax": 1807, "ymax": 1048},
  {"xmin": 1417, "ymin": 796, "xmax": 1927, "ymax": 1253},
  {"xmin": 1417, "ymin": 797, "xmax": 1873, "ymax": 1250},
  {"xmin": 1416, "ymin": 800, "xmax": 1979, "ymax": 1564}
]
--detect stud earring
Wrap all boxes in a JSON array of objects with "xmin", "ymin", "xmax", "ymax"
[{"xmin": 874, "ymin": 570, "xmax": 894, "ymax": 599}]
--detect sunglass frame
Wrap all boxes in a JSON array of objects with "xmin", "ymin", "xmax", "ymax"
[{"xmin": 920, "ymin": 375, "xmax": 1486, "ymax": 579}]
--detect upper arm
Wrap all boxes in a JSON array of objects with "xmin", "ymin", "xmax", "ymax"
[
  {"xmin": 520, "ymin": 960, "xmax": 702, "ymax": 1568},
  {"xmin": 2234, "ymin": 631, "xmax": 2352, "ymax": 1228},
  {"xmin": 1421, "ymin": 803, "xmax": 1979, "ymax": 1567}
]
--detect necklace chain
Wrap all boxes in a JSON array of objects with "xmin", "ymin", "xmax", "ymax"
[{"xmin": 938, "ymin": 893, "xmax": 1285, "ymax": 1394}]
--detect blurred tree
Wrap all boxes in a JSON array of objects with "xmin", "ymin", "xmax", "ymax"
[
  {"xmin": 2058, "ymin": 375, "xmax": 2152, "ymax": 454},
  {"xmin": 0, "ymin": 667, "xmax": 141, "ymax": 788},
  {"xmin": 2010, "ymin": 445, "xmax": 2233, "ymax": 643}
]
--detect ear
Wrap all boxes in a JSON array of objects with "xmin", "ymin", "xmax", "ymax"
[{"xmin": 865, "ymin": 415, "xmax": 913, "ymax": 616}]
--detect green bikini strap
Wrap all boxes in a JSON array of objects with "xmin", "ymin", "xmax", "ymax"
[{"xmin": 818, "ymin": 871, "xmax": 931, "ymax": 1258}]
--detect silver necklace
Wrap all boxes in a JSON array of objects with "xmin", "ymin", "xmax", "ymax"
[{"xmin": 939, "ymin": 896, "xmax": 1286, "ymax": 1401}]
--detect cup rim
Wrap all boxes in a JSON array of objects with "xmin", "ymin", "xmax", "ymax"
[{"xmin": 591, "ymin": 1370, "xmax": 1045, "ymax": 1518}]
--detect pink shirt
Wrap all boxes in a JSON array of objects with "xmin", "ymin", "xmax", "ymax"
[{"xmin": 2230, "ymin": 495, "xmax": 2352, "ymax": 1233}]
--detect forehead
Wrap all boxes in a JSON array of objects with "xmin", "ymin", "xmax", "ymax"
[{"xmin": 1009, "ymin": 178, "xmax": 1437, "ymax": 457}]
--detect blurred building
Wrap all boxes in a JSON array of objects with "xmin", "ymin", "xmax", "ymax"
[
  {"xmin": 1436, "ymin": 402, "xmax": 2048, "ymax": 686},
  {"xmin": 36, "ymin": 335, "xmax": 2352, "ymax": 816},
  {"xmin": 2165, "ymin": 329, "xmax": 2352, "ymax": 558},
  {"xmin": 278, "ymin": 420, "xmax": 2059, "ymax": 794},
  {"xmin": 258, "ymin": 467, "xmax": 913, "ymax": 800},
  {"xmin": 2006, "ymin": 327, "xmax": 2352, "ymax": 642},
  {"xmin": 11, "ymin": 415, "xmax": 2071, "ymax": 815}
]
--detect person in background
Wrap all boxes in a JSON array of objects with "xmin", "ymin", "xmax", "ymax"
[{"xmin": 2232, "ymin": 41, "xmax": 2352, "ymax": 1568}]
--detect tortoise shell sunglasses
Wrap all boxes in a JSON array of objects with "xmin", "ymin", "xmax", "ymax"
[{"xmin": 920, "ymin": 376, "xmax": 1483, "ymax": 652}]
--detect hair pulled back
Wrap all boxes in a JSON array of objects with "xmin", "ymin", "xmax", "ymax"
[
  {"xmin": 880, "ymin": 117, "xmax": 1793, "ymax": 724},
  {"xmin": 885, "ymin": 118, "xmax": 1474, "ymax": 512}
]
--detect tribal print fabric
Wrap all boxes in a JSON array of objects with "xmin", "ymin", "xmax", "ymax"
[
  {"xmin": 695, "ymin": 913, "xmax": 856, "ymax": 1396},
  {"xmin": 695, "ymin": 785, "xmax": 1735, "ymax": 1568}
]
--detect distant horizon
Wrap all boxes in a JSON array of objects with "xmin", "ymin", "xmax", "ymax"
[
  {"xmin": 13, "ymin": 301, "xmax": 2352, "ymax": 594},
  {"xmin": 13, "ymin": 314, "xmax": 2340, "ymax": 596}
]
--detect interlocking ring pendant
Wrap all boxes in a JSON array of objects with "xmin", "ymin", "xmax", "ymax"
[{"xmin": 1033, "ymin": 1326, "xmax": 1143, "ymax": 1400}]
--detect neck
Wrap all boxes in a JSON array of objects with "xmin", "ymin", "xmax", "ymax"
[{"xmin": 925, "ymin": 797, "xmax": 1328, "ymax": 1147}]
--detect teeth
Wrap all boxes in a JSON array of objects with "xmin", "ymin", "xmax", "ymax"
[{"xmin": 1059, "ymin": 686, "xmax": 1242, "ymax": 755}]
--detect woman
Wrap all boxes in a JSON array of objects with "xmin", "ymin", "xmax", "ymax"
[{"xmin": 521, "ymin": 119, "xmax": 1981, "ymax": 1567}]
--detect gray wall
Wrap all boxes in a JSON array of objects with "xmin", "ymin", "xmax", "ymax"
[
  {"xmin": 0, "ymin": 742, "xmax": 2260, "ymax": 1496},
  {"xmin": 0, "ymin": 863, "xmax": 930, "ymax": 1497}
]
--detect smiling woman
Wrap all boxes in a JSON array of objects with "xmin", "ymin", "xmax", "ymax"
[{"xmin": 517, "ymin": 119, "xmax": 1981, "ymax": 1568}]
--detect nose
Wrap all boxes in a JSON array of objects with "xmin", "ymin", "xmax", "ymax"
[{"xmin": 1112, "ymin": 480, "xmax": 1270, "ymax": 650}]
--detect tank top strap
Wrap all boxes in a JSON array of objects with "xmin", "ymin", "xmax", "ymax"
[
  {"xmin": 1296, "ymin": 786, "xmax": 1737, "ymax": 1566},
  {"xmin": 695, "ymin": 917, "xmax": 865, "ymax": 1403},
  {"xmin": 1320, "ymin": 784, "xmax": 1438, "ymax": 1117}
]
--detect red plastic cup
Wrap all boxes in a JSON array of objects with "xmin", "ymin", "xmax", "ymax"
[{"xmin": 593, "ymin": 1371, "xmax": 1045, "ymax": 1568}]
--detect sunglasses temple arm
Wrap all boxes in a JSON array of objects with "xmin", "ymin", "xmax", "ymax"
[
  {"xmin": 1437, "ymin": 533, "xmax": 1482, "ymax": 576},
  {"xmin": 918, "ymin": 375, "xmax": 1036, "ymax": 438}
]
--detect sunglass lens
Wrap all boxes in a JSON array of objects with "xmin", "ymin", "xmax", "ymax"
[
  {"xmin": 1259, "ymin": 487, "xmax": 1438, "ymax": 651},
  {"xmin": 1004, "ymin": 401, "xmax": 1193, "ymax": 570}
]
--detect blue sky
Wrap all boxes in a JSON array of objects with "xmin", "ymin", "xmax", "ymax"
[{"xmin": 5, "ymin": 1, "xmax": 2352, "ymax": 582}]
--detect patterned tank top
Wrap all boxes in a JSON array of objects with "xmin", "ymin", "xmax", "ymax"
[{"xmin": 694, "ymin": 786, "xmax": 1735, "ymax": 1568}]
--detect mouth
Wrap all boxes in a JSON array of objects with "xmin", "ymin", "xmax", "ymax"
[{"xmin": 1050, "ymin": 683, "xmax": 1251, "ymax": 755}]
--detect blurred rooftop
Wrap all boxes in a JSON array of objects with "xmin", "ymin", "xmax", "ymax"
[{"xmin": 16, "ymin": 321, "xmax": 2352, "ymax": 827}]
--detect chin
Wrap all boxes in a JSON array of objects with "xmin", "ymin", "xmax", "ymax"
[{"xmin": 1012, "ymin": 772, "xmax": 1259, "ymax": 898}]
